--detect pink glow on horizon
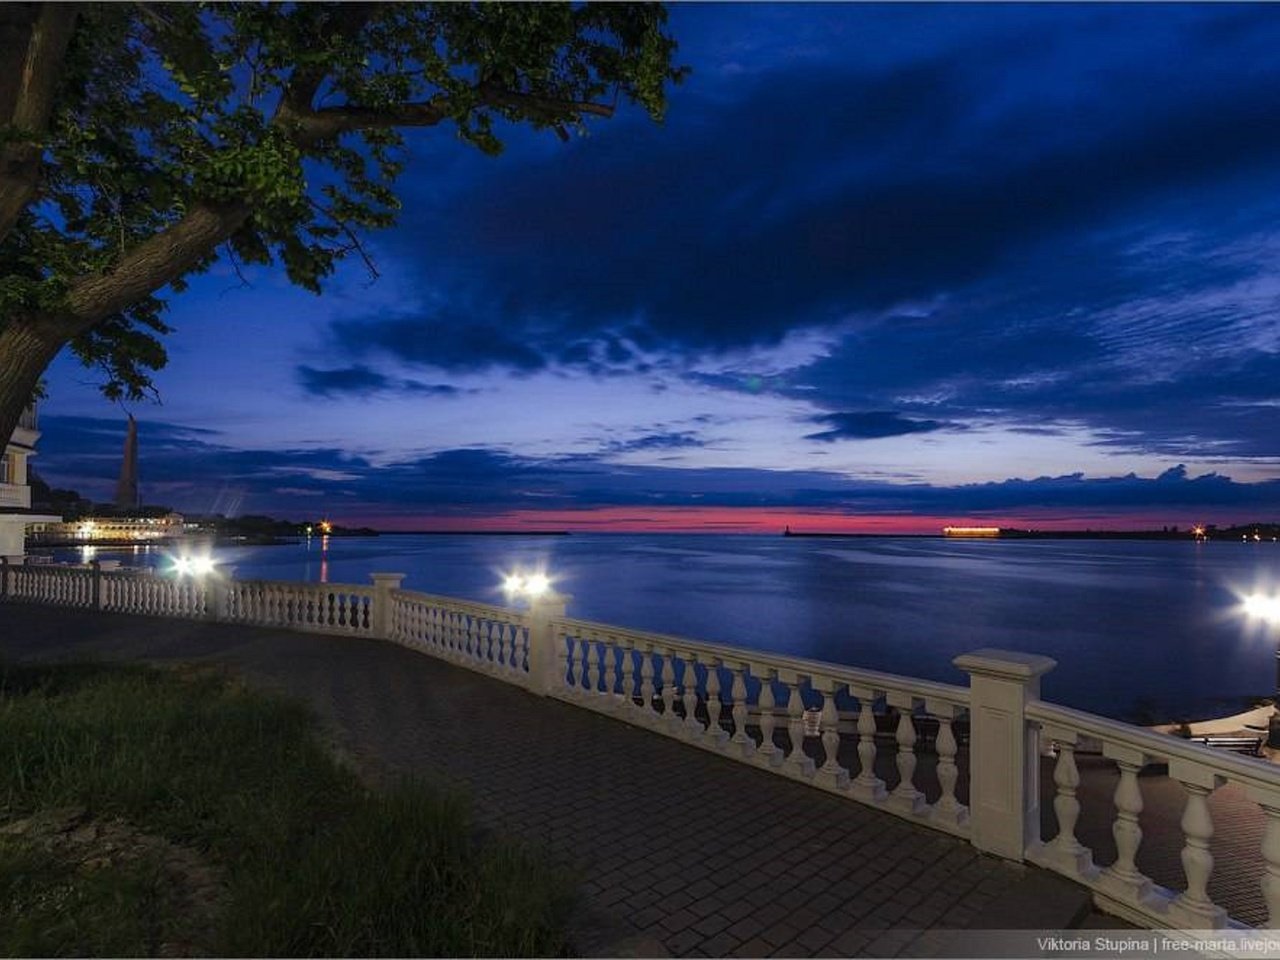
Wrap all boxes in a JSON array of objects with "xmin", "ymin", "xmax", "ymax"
[{"xmin": 332, "ymin": 506, "xmax": 1219, "ymax": 534}]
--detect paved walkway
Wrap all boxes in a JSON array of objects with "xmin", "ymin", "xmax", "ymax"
[{"xmin": 1, "ymin": 605, "xmax": 1102, "ymax": 956}]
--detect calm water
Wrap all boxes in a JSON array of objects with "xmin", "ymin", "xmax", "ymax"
[{"xmin": 55, "ymin": 534, "xmax": 1280, "ymax": 722}]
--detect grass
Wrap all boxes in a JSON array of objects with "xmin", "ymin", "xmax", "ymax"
[{"xmin": 0, "ymin": 661, "xmax": 573, "ymax": 957}]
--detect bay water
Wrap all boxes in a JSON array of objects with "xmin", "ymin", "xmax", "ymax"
[{"xmin": 58, "ymin": 534, "xmax": 1280, "ymax": 722}]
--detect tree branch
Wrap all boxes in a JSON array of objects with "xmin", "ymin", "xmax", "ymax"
[
  {"xmin": 276, "ymin": 4, "xmax": 381, "ymax": 123},
  {"xmin": 476, "ymin": 83, "xmax": 616, "ymax": 122},
  {"xmin": 295, "ymin": 86, "xmax": 614, "ymax": 143},
  {"xmin": 0, "ymin": 3, "xmax": 79, "ymax": 243},
  {"xmin": 57, "ymin": 200, "xmax": 251, "ymax": 334}
]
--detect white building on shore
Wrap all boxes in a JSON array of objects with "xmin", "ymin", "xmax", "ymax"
[{"xmin": 0, "ymin": 404, "xmax": 61, "ymax": 561}]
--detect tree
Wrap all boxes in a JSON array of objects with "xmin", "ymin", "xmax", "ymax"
[{"xmin": 0, "ymin": 2, "xmax": 684, "ymax": 446}]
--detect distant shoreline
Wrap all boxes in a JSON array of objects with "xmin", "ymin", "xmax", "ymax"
[{"xmin": 376, "ymin": 530, "xmax": 571, "ymax": 536}]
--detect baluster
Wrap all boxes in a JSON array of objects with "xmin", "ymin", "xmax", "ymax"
[
  {"xmin": 756, "ymin": 667, "xmax": 780, "ymax": 767},
  {"xmin": 1167, "ymin": 762, "xmax": 1226, "ymax": 929},
  {"xmin": 1097, "ymin": 745, "xmax": 1154, "ymax": 906},
  {"xmin": 784, "ymin": 675, "xmax": 814, "ymax": 778},
  {"xmin": 568, "ymin": 637, "xmax": 585, "ymax": 692},
  {"xmin": 682, "ymin": 655, "xmax": 703, "ymax": 737},
  {"xmin": 639, "ymin": 645, "xmax": 657, "ymax": 721},
  {"xmin": 660, "ymin": 650, "xmax": 678, "ymax": 728},
  {"xmin": 730, "ymin": 663, "xmax": 753, "ymax": 758},
  {"xmin": 705, "ymin": 660, "xmax": 728, "ymax": 747},
  {"xmin": 588, "ymin": 637, "xmax": 603, "ymax": 696},
  {"xmin": 886, "ymin": 694, "xmax": 924, "ymax": 816},
  {"xmin": 1247, "ymin": 786, "xmax": 1280, "ymax": 927},
  {"xmin": 1035, "ymin": 728, "xmax": 1094, "ymax": 875},
  {"xmin": 930, "ymin": 704, "xmax": 966, "ymax": 825},
  {"xmin": 850, "ymin": 687, "xmax": 886, "ymax": 803},
  {"xmin": 493, "ymin": 622, "xmax": 507, "ymax": 670},
  {"xmin": 817, "ymin": 679, "xmax": 849, "ymax": 790},
  {"xmin": 620, "ymin": 641, "xmax": 636, "ymax": 706}
]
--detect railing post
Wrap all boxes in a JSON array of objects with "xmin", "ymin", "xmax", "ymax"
[
  {"xmin": 207, "ymin": 565, "xmax": 235, "ymax": 621},
  {"xmin": 526, "ymin": 591, "xmax": 569, "ymax": 696},
  {"xmin": 0, "ymin": 556, "xmax": 7, "ymax": 600},
  {"xmin": 369, "ymin": 572, "xmax": 406, "ymax": 640},
  {"xmin": 954, "ymin": 648, "xmax": 1057, "ymax": 861},
  {"xmin": 90, "ymin": 561, "xmax": 102, "ymax": 609}
]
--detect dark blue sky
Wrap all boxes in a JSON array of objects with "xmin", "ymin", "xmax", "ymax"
[{"xmin": 37, "ymin": 4, "xmax": 1280, "ymax": 531}]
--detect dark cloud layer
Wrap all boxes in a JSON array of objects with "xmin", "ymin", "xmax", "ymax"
[
  {"xmin": 35, "ymin": 416, "xmax": 1280, "ymax": 524},
  {"xmin": 297, "ymin": 4, "xmax": 1280, "ymax": 467},
  {"xmin": 805, "ymin": 412, "xmax": 954, "ymax": 442}
]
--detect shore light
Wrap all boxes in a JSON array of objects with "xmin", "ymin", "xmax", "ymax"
[
  {"xmin": 1245, "ymin": 593, "xmax": 1280, "ymax": 626},
  {"xmin": 169, "ymin": 554, "xmax": 216, "ymax": 577},
  {"xmin": 1240, "ymin": 590, "xmax": 1280, "ymax": 747},
  {"xmin": 501, "ymin": 568, "xmax": 555, "ymax": 603}
]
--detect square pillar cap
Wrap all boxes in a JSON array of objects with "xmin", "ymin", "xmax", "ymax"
[{"xmin": 953, "ymin": 648, "xmax": 1057, "ymax": 681}]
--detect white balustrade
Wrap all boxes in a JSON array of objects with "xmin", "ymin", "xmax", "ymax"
[
  {"xmin": 389, "ymin": 590, "xmax": 528, "ymax": 685},
  {"xmin": 11, "ymin": 562, "xmax": 1280, "ymax": 934},
  {"xmin": 1026, "ymin": 700, "xmax": 1280, "ymax": 931}
]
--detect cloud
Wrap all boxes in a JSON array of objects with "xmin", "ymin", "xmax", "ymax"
[
  {"xmin": 296, "ymin": 364, "xmax": 460, "ymax": 399},
  {"xmin": 328, "ymin": 314, "xmax": 546, "ymax": 374},
  {"xmin": 805, "ymin": 411, "xmax": 954, "ymax": 442},
  {"xmin": 603, "ymin": 431, "xmax": 705, "ymax": 454}
]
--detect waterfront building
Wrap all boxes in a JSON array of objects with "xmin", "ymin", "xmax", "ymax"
[
  {"xmin": 942, "ymin": 525, "xmax": 1001, "ymax": 537},
  {"xmin": 0, "ymin": 404, "xmax": 62, "ymax": 561},
  {"xmin": 27, "ymin": 512, "xmax": 187, "ymax": 545}
]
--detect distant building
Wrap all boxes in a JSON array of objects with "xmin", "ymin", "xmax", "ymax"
[
  {"xmin": 942, "ymin": 526, "xmax": 1001, "ymax": 538},
  {"xmin": 0, "ymin": 404, "xmax": 62, "ymax": 561},
  {"xmin": 28, "ymin": 512, "xmax": 187, "ymax": 545}
]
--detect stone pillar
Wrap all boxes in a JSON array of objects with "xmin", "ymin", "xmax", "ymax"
[
  {"xmin": 954, "ymin": 648, "xmax": 1057, "ymax": 861},
  {"xmin": 369, "ymin": 573, "xmax": 406, "ymax": 640},
  {"xmin": 207, "ymin": 565, "xmax": 236, "ymax": 621},
  {"xmin": 526, "ymin": 591, "xmax": 569, "ymax": 696},
  {"xmin": 89, "ymin": 560, "xmax": 102, "ymax": 610},
  {"xmin": 0, "ymin": 556, "xmax": 8, "ymax": 599}
]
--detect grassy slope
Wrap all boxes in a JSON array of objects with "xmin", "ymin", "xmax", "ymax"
[{"xmin": 0, "ymin": 662, "xmax": 572, "ymax": 957}]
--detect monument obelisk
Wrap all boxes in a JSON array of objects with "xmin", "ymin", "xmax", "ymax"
[{"xmin": 114, "ymin": 414, "xmax": 139, "ymax": 511}]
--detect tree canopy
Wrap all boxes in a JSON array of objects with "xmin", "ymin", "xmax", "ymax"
[{"xmin": 0, "ymin": 2, "xmax": 684, "ymax": 449}]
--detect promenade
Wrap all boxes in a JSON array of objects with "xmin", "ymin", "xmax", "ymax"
[{"xmin": 0, "ymin": 604, "xmax": 1104, "ymax": 957}]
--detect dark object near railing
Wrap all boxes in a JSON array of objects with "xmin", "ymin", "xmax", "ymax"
[{"xmin": 1194, "ymin": 734, "xmax": 1264, "ymax": 757}]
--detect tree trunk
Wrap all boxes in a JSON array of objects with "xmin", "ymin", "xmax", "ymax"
[{"xmin": 0, "ymin": 316, "xmax": 66, "ymax": 453}]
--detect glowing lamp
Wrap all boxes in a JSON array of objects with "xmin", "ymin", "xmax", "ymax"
[
  {"xmin": 500, "ymin": 568, "xmax": 555, "ymax": 603},
  {"xmin": 170, "ymin": 554, "xmax": 216, "ymax": 577},
  {"xmin": 1245, "ymin": 593, "xmax": 1280, "ymax": 626}
]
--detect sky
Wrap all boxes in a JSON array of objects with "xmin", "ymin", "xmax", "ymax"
[{"xmin": 35, "ymin": 3, "xmax": 1280, "ymax": 532}]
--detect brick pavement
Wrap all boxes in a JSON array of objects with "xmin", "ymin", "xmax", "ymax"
[{"xmin": 1, "ymin": 604, "xmax": 1102, "ymax": 956}]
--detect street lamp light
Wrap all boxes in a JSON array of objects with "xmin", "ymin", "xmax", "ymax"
[
  {"xmin": 501, "ymin": 568, "xmax": 555, "ymax": 604},
  {"xmin": 1243, "ymin": 592, "xmax": 1280, "ymax": 747}
]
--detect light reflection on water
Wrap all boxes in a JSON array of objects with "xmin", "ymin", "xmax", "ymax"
[{"xmin": 44, "ymin": 534, "xmax": 1280, "ymax": 722}]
